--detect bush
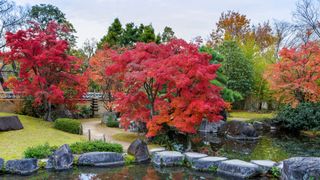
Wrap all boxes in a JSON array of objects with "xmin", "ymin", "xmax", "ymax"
[
  {"xmin": 106, "ymin": 120, "xmax": 120, "ymax": 127},
  {"xmin": 274, "ymin": 102, "xmax": 320, "ymax": 131},
  {"xmin": 54, "ymin": 118, "xmax": 82, "ymax": 134},
  {"xmin": 124, "ymin": 154, "xmax": 135, "ymax": 165},
  {"xmin": 70, "ymin": 140, "xmax": 123, "ymax": 154},
  {"xmin": 24, "ymin": 143, "xmax": 57, "ymax": 159}
]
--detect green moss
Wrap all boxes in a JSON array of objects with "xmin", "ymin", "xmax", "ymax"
[
  {"xmin": 0, "ymin": 112, "xmax": 84, "ymax": 160},
  {"xmin": 208, "ymin": 165, "xmax": 218, "ymax": 172},
  {"xmin": 270, "ymin": 166, "xmax": 281, "ymax": 178},
  {"xmin": 38, "ymin": 160, "xmax": 47, "ymax": 169},
  {"xmin": 124, "ymin": 154, "xmax": 135, "ymax": 165},
  {"xmin": 73, "ymin": 156, "xmax": 79, "ymax": 165}
]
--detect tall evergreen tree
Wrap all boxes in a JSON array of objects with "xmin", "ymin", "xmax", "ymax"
[
  {"xmin": 139, "ymin": 24, "xmax": 156, "ymax": 43},
  {"xmin": 97, "ymin": 18, "xmax": 123, "ymax": 48},
  {"xmin": 161, "ymin": 26, "xmax": 175, "ymax": 42}
]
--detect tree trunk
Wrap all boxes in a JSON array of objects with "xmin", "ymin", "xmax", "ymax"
[
  {"xmin": 185, "ymin": 134, "xmax": 192, "ymax": 152},
  {"xmin": 44, "ymin": 101, "xmax": 53, "ymax": 122}
]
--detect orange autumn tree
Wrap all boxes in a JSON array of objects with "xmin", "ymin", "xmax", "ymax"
[
  {"xmin": 265, "ymin": 41, "xmax": 320, "ymax": 106},
  {"xmin": 88, "ymin": 46, "xmax": 123, "ymax": 111}
]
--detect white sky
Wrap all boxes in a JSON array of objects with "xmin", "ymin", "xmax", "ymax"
[{"xmin": 15, "ymin": 0, "xmax": 297, "ymax": 48}]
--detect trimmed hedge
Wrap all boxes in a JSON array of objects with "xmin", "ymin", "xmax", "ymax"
[
  {"xmin": 54, "ymin": 118, "xmax": 82, "ymax": 134},
  {"xmin": 24, "ymin": 143, "xmax": 57, "ymax": 159},
  {"xmin": 106, "ymin": 120, "xmax": 120, "ymax": 128},
  {"xmin": 70, "ymin": 140, "xmax": 123, "ymax": 154}
]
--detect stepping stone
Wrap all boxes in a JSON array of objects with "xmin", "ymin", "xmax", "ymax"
[
  {"xmin": 152, "ymin": 151, "xmax": 184, "ymax": 166},
  {"xmin": 251, "ymin": 160, "xmax": 276, "ymax": 174},
  {"xmin": 149, "ymin": 147, "xmax": 165, "ymax": 156},
  {"xmin": 78, "ymin": 152, "xmax": 124, "ymax": 167},
  {"xmin": 184, "ymin": 152, "xmax": 208, "ymax": 164},
  {"xmin": 217, "ymin": 159, "xmax": 260, "ymax": 178},
  {"xmin": 282, "ymin": 157, "xmax": 320, "ymax": 180},
  {"xmin": 192, "ymin": 156, "xmax": 227, "ymax": 171},
  {"xmin": 6, "ymin": 158, "xmax": 38, "ymax": 175}
]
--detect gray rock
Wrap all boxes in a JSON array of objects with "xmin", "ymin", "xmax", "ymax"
[
  {"xmin": 184, "ymin": 152, "xmax": 208, "ymax": 164},
  {"xmin": 149, "ymin": 148, "xmax": 165, "ymax": 156},
  {"xmin": 152, "ymin": 151, "xmax": 184, "ymax": 166},
  {"xmin": 5, "ymin": 158, "xmax": 38, "ymax": 175},
  {"xmin": 192, "ymin": 156, "xmax": 227, "ymax": 171},
  {"xmin": 0, "ymin": 158, "xmax": 3, "ymax": 171},
  {"xmin": 127, "ymin": 139, "xmax": 150, "ymax": 163},
  {"xmin": 220, "ymin": 120, "xmax": 260, "ymax": 140},
  {"xmin": 277, "ymin": 161, "xmax": 283, "ymax": 170},
  {"xmin": 199, "ymin": 119, "xmax": 225, "ymax": 133},
  {"xmin": 217, "ymin": 159, "xmax": 260, "ymax": 178},
  {"xmin": 282, "ymin": 157, "xmax": 320, "ymax": 180},
  {"xmin": 78, "ymin": 152, "xmax": 124, "ymax": 167},
  {"xmin": 251, "ymin": 160, "xmax": 276, "ymax": 174},
  {"xmin": 253, "ymin": 121, "xmax": 264, "ymax": 131},
  {"xmin": 46, "ymin": 144, "xmax": 73, "ymax": 170},
  {"xmin": 0, "ymin": 116, "xmax": 23, "ymax": 131}
]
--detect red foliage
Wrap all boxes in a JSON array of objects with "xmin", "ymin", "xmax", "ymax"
[
  {"xmin": 265, "ymin": 42, "xmax": 320, "ymax": 106},
  {"xmin": 106, "ymin": 39, "xmax": 225, "ymax": 137},
  {"xmin": 2, "ymin": 22, "xmax": 88, "ymax": 120}
]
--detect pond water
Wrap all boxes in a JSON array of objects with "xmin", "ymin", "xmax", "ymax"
[{"xmin": 199, "ymin": 131, "xmax": 320, "ymax": 162}]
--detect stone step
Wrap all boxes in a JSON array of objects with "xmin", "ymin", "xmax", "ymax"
[
  {"xmin": 183, "ymin": 152, "xmax": 208, "ymax": 164},
  {"xmin": 250, "ymin": 160, "xmax": 276, "ymax": 174},
  {"xmin": 5, "ymin": 158, "xmax": 38, "ymax": 175},
  {"xmin": 217, "ymin": 159, "xmax": 260, "ymax": 178},
  {"xmin": 152, "ymin": 151, "xmax": 184, "ymax": 166},
  {"xmin": 192, "ymin": 156, "xmax": 227, "ymax": 171},
  {"xmin": 149, "ymin": 147, "xmax": 166, "ymax": 156},
  {"xmin": 78, "ymin": 152, "xmax": 124, "ymax": 167}
]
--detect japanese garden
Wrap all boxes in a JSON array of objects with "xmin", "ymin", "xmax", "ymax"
[{"xmin": 0, "ymin": 0, "xmax": 320, "ymax": 179}]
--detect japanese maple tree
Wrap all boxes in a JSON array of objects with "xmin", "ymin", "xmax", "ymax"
[
  {"xmin": 2, "ymin": 22, "xmax": 88, "ymax": 121},
  {"xmin": 106, "ymin": 39, "xmax": 225, "ymax": 137},
  {"xmin": 87, "ymin": 46, "xmax": 123, "ymax": 111},
  {"xmin": 265, "ymin": 41, "xmax": 320, "ymax": 106}
]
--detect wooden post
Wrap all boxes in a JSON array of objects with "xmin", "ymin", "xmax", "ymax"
[{"xmin": 88, "ymin": 129, "xmax": 91, "ymax": 141}]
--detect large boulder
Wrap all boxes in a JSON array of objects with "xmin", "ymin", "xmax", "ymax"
[
  {"xmin": 5, "ymin": 158, "xmax": 38, "ymax": 175},
  {"xmin": 0, "ymin": 116, "xmax": 23, "ymax": 131},
  {"xmin": 46, "ymin": 144, "xmax": 73, "ymax": 170},
  {"xmin": 127, "ymin": 139, "xmax": 150, "ymax": 163},
  {"xmin": 217, "ymin": 159, "xmax": 260, "ymax": 178},
  {"xmin": 78, "ymin": 152, "xmax": 124, "ymax": 167},
  {"xmin": 199, "ymin": 119, "xmax": 225, "ymax": 133},
  {"xmin": 152, "ymin": 151, "xmax": 184, "ymax": 166},
  {"xmin": 219, "ymin": 120, "xmax": 260, "ymax": 140},
  {"xmin": 282, "ymin": 157, "xmax": 320, "ymax": 180},
  {"xmin": 251, "ymin": 160, "xmax": 276, "ymax": 174},
  {"xmin": 192, "ymin": 156, "xmax": 227, "ymax": 171}
]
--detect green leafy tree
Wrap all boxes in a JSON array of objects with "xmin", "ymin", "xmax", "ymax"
[
  {"xmin": 29, "ymin": 4, "xmax": 77, "ymax": 47},
  {"xmin": 217, "ymin": 41, "xmax": 254, "ymax": 98},
  {"xmin": 139, "ymin": 24, "xmax": 156, "ymax": 43},
  {"xmin": 120, "ymin": 23, "xmax": 139, "ymax": 46},
  {"xmin": 161, "ymin": 26, "xmax": 175, "ymax": 42},
  {"xmin": 97, "ymin": 18, "xmax": 123, "ymax": 48}
]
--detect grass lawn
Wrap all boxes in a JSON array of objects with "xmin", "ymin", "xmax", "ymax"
[
  {"xmin": 229, "ymin": 111, "xmax": 275, "ymax": 120},
  {"xmin": 0, "ymin": 112, "xmax": 85, "ymax": 160}
]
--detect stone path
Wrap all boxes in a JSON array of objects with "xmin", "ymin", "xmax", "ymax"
[{"xmin": 81, "ymin": 119, "xmax": 135, "ymax": 150}]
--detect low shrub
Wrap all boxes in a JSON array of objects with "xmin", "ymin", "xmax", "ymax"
[
  {"xmin": 54, "ymin": 118, "xmax": 82, "ymax": 134},
  {"xmin": 106, "ymin": 120, "xmax": 120, "ymax": 128},
  {"xmin": 70, "ymin": 140, "xmax": 123, "ymax": 154},
  {"xmin": 24, "ymin": 143, "xmax": 57, "ymax": 159},
  {"xmin": 124, "ymin": 154, "xmax": 135, "ymax": 165},
  {"xmin": 274, "ymin": 102, "xmax": 320, "ymax": 131}
]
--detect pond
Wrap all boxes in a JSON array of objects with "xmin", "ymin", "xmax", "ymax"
[{"xmin": 198, "ymin": 131, "xmax": 320, "ymax": 162}]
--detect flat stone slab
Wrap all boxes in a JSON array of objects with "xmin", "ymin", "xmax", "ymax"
[
  {"xmin": 78, "ymin": 152, "xmax": 124, "ymax": 167},
  {"xmin": 184, "ymin": 152, "xmax": 208, "ymax": 164},
  {"xmin": 251, "ymin": 160, "xmax": 276, "ymax": 174},
  {"xmin": 6, "ymin": 158, "xmax": 38, "ymax": 175},
  {"xmin": 149, "ymin": 148, "xmax": 166, "ymax": 156},
  {"xmin": 218, "ymin": 159, "xmax": 260, "ymax": 178},
  {"xmin": 192, "ymin": 156, "xmax": 227, "ymax": 171},
  {"xmin": 152, "ymin": 151, "xmax": 184, "ymax": 166},
  {"xmin": 282, "ymin": 157, "xmax": 320, "ymax": 180}
]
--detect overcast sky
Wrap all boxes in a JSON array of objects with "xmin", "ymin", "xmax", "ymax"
[{"xmin": 15, "ymin": 0, "xmax": 297, "ymax": 48}]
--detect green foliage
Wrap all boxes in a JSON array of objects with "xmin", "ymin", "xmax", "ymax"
[
  {"xmin": 98, "ymin": 18, "xmax": 123, "ymax": 48},
  {"xmin": 24, "ymin": 143, "xmax": 57, "ymax": 159},
  {"xmin": 69, "ymin": 141, "xmax": 123, "ymax": 154},
  {"xmin": 139, "ymin": 24, "xmax": 156, "ymax": 43},
  {"xmin": 21, "ymin": 96, "xmax": 45, "ymax": 118},
  {"xmin": 270, "ymin": 166, "xmax": 281, "ymax": 178},
  {"xmin": 208, "ymin": 165, "xmax": 218, "ymax": 172},
  {"xmin": 106, "ymin": 119, "xmax": 120, "ymax": 127},
  {"xmin": 217, "ymin": 41, "xmax": 254, "ymax": 98},
  {"xmin": 161, "ymin": 26, "xmax": 175, "ymax": 42},
  {"xmin": 124, "ymin": 154, "xmax": 136, "ymax": 165},
  {"xmin": 38, "ymin": 160, "xmax": 47, "ymax": 169},
  {"xmin": 274, "ymin": 103, "xmax": 320, "ymax": 131},
  {"xmin": 54, "ymin": 118, "xmax": 82, "ymax": 134},
  {"xmin": 79, "ymin": 105, "xmax": 91, "ymax": 118}
]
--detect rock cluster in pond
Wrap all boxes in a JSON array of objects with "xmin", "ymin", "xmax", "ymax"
[
  {"xmin": 46, "ymin": 144, "xmax": 73, "ymax": 170},
  {"xmin": 219, "ymin": 120, "xmax": 260, "ymax": 140},
  {"xmin": 282, "ymin": 157, "xmax": 320, "ymax": 180},
  {"xmin": 5, "ymin": 158, "xmax": 38, "ymax": 175},
  {"xmin": 217, "ymin": 159, "xmax": 260, "ymax": 178},
  {"xmin": 152, "ymin": 151, "xmax": 184, "ymax": 166},
  {"xmin": 199, "ymin": 119, "xmax": 225, "ymax": 133},
  {"xmin": 0, "ymin": 116, "xmax": 23, "ymax": 131},
  {"xmin": 127, "ymin": 139, "xmax": 150, "ymax": 162},
  {"xmin": 78, "ymin": 152, "xmax": 124, "ymax": 167}
]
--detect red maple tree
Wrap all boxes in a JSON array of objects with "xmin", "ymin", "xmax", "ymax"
[
  {"xmin": 106, "ymin": 39, "xmax": 225, "ymax": 137},
  {"xmin": 265, "ymin": 41, "xmax": 320, "ymax": 106},
  {"xmin": 2, "ymin": 22, "xmax": 88, "ymax": 121}
]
